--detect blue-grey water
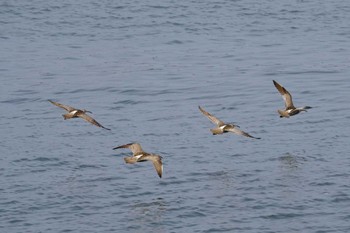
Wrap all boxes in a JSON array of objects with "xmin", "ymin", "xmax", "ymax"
[{"xmin": 1, "ymin": 0, "xmax": 350, "ymax": 232}]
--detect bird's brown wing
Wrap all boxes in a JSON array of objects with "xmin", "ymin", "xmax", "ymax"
[
  {"xmin": 273, "ymin": 80, "xmax": 295, "ymax": 109},
  {"xmin": 77, "ymin": 112, "xmax": 110, "ymax": 130},
  {"xmin": 140, "ymin": 154, "xmax": 163, "ymax": 178},
  {"xmin": 48, "ymin": 100, "xmax": 76, "ymax": 112},
  {"xmin": 198, "ymin": 106, "xmax": 225, "ymax": 126},
  {"xmin": 113, "ymin": 143, "xmax": 144, "ymax": 155},
  {"xmin": 224, "ymin": 125, "xmax": 260, "ymax": 139}
]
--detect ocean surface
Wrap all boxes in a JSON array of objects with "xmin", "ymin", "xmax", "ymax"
[{"xmin": 1, "ymin": 0, "xmax": 350, "ymax": 232}]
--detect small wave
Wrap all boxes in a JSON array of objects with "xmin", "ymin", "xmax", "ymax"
[
  {"xmin": 166, "ymin": 40, "xmax": 184, "ymax": 45},
  {"xmin": 113, "ymin": 99, "xmax": 147, "ymax": 105},
  {"xmin": 32, "ymin": 157, "xmax": 60, "ymax": 162},
  {"xmin": 260, "ymin": 212, "xmax": 304, "ymax": 219},
  {"xmin": 0, "ymin": 97, "xmax": 40, "ymax": 104},
  {"xmin": 265, "ymin": 70, "xmax": 340, "ymax": 76},
  {"xmin": 13, "ymin": 89, "xmax": 39, "ymax": 95},
  {"xmin": 146, "ymin": 5, "xmax": 169, "ymax": 9},
  {"xmin": 177, "ymin": 210, "xmax": 206, "ymax": 218},
  {"xmin": 75, "ymin": 164, "xmax": 104, "ymax": 169},
  {"xmin": 54, "ymin": 86, "xmax": 113, "ymax": 95}
]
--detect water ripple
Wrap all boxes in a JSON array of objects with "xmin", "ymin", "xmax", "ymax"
[{"xmin": 2, "ymin": 1, "xmax": 350, "ymax": 233}]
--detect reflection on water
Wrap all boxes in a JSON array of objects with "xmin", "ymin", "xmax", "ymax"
[
  {"xmin": 125, "ymin": 198, "xmax": 167, "ymax": 233},
  {"xmin": 276, "ymin": 152, "xmax": 308, "ymax": 200},
  {"xmin": 278, "ymin": 152, "xmax": 307, "ymax": 171},
  {"xmin": 206, "ymin": 170, "xmax": 236, "ymax": 196}
]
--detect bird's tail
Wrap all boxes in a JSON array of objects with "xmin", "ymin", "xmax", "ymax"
[
  {"xmin": 277, "ymin": 110, "xmax": 290, "ymax": 118},
  {"xmin": 210, "ymin": 127, "xmax": 223, "ymax": 135},
  {"xmin": 124, "ymin": 157, "xmax": 138, "ymax": 164}
]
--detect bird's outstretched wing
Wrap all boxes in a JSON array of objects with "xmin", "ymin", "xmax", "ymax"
[
  {"xmin": 48, "ymin": 100, "xmax": 76, "ymax": 112},
  {"xmin": 224, "ymin": 125, "xmax": 260, "ymax": 139},
  {"xmin": 198, "ymin": 106, "xmax": 225, "ymax": 126},
  {"xmin": 113, "ymin": 143, "xmax": 144, "ymax": 155},
  {"xmin": 140, "ymin": 154, "xmax": 163, "ymax": 178},
  {"xmin": 273, "ymin": 80, "xmax": 295, "ymax": 110},
  {"xmin": 77, "ymin": 112, "xmax": 111, "ymax": 130}
]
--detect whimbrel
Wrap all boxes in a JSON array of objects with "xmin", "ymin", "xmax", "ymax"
[
  {"xmin": 272, "ymin": 80, "xmax": 311, "ymax": 118},
  {"xmin": 198, "ymin": 106, "xmax": 260, "ymax": 139},
  {"xmin": 113, "ymin": 143, "xmax": 163, "ymax": 178},
  {"xmin": 48, "ymin": 100, "xmax": 111, "ymax": 130}
]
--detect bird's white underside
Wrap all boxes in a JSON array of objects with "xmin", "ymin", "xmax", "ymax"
[{"xmin": 135, "ymin": 154, "xmax": 143, "ymax": 159}]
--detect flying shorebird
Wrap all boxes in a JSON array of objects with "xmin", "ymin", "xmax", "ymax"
[
  {"xmin": 48, "ymin": 100, "xmax": 111, "ymax": 130},
  {"xmin": 272, "ymin": 80, "xmax": 312, "ymax": 118},
  {"xmin": 198, "ymin": 106, "xmax": 260, "ymax": 139},
  {"xmin": 113, "ymin": 143, "xmax": 163, "ymax": 178}
]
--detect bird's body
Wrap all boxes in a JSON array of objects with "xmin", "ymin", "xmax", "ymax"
[
  {"xmin": 48, "ymin": 100, "xmax": 110, "ymax": 130},
  {"xmin": 198, "ymin": 106, "xmax": 260, "ymax": 139},
  {"xmin": 113, "ymin": 143, "xmax": 163, "ymax": 178},
  {"xmin": 62, "ymin": 109, "xmax": 83, "ymax": 119},
  {"xmin": 272, "ymin": 80, "xmax": 311, "ymax": 118}
]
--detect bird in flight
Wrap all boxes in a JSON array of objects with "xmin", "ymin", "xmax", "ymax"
[
  {"xmin": 198, "ymin": 106, "xmax": 260, "ymax": 139},
  {"xmin": 48, "ymin": 100, "xmax": 111, "ymax": 130},
  {"xmin": 272, "ymin": 80, "xmax": 311, "ymax": 118},
  {"xmin": 113, "ymin": 143, "xmax": 163, "ymax": 178}
]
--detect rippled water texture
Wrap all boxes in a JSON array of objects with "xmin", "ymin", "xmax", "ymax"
[{"xmin": 1, "ymin": 0, "xmax": 350, "ymax": 232}]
